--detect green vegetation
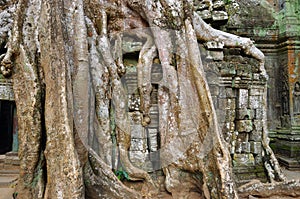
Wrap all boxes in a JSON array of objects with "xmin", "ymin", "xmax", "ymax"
[{"xmin": 115, "ymin": 167, "xmax": 129, "ymax": 181}]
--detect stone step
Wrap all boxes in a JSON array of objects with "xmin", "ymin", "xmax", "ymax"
[
  {"xmin": 4, "ymin": 156, "xmax": 20, "ymax": 166},
  {"xmin": 0, "ymin": 152, "xmax": 20, "ymax": 187},
  {"xmin": 5, "ymin": 152, "xmax": 18, "ymax": 157},
  {"xmin": 0, "ymin": 170, "xmax": 19, "ymax": 175},
  {"xmin": 0, "ymin": 152, "xmax": 20, "ymax": 168},
  {"xmin": 0, "ymin": 174, "xmax": 18, "ymax": 188}
]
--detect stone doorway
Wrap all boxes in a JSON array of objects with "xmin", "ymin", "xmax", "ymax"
[{"xmin": 0, "ymin": 100, "xmax": 17, "ymax": 154}]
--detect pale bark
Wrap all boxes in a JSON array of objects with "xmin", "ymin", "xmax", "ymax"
[{"xmin": 39, "ymin": 0, "xmax": 84, "ymax": 198}]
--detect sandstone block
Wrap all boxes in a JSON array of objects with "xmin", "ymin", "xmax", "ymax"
[
  {"xmin": 236, "ymin": 108, "xmax": 254, "ymax": 120},
  {"xmin": 236, "ymin": 120, "xmax": 253, "ymax": 132},
  {"xmin": 233, "ymin": 154, "xmax": 255, "ymax": 167}
]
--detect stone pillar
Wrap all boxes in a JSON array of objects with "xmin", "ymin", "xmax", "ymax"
[
  {"xmin": 272, "ymin": 40, "xmax": 300, "ymax": 169},
  {"xmin": 271, "ymin": 0, "xmax": 300, "ymax": 170}
]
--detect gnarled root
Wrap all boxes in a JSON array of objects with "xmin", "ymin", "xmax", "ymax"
[
  {"xmin": 0, "ymin": 51, "xmax": 13, "ymax": 76},
  {"xmin": 84, "ymin": 151, "xmax": 141, "ymax": 199},
  {"xmin": 238, "ymin": 179, "xmax": 300, "ymax": 199},
  {"xmin": 111, "ymin": 33, "xmax": 126, "ymax": 76},
  {"xmin": 0, "ymin": 0, "xmax": 28, "ymax": 76},
  {"xmin": 193, "ymin": 12, "xmax": 268, "ymax": 80},
  {"xmin": 136, "ymin": 30, "xmax": 157, "ymax": 126},
  {"xmin": 97, "ymin": 10, "xmax": 153, "ymax": 184}
]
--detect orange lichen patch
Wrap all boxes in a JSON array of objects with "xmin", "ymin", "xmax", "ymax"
[{"xmin": 288, "ymin": 48, "xmax": 297, "ymax": 84}]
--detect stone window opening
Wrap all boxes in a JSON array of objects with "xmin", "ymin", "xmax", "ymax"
[{"xmin": 0, "ymin": 100, "xmax": 18, "ymax": 154}]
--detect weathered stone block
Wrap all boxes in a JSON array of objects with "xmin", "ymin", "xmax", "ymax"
[
  {"xmin": 212, "ymin": 0, "xmax": 225, "ymax": 9},
  {"xmin": 226, "ymin": 109, "xmax": 236, "ymax": 122},
  {"xmin": 218, "ymin": 86, "xmax": 226, "ymax": 99},
  {"xmin": 218, "ymin": 98, "xmax": 236, "ymax": 110},
  {"xmin": 249, "ymin": 95, "xmax": 262, "ymax": 109},
  {"xmin": 255, "ymin": 154, "xmax": 263, "ymax": 165},
  {"xmin": 209, "ymin": 85, "xmax": 219, "ymax": 96},
  {"xmin": 238, "ymin": 89, "xmax": 249, "ymax": 108},
  {"xmin": 250, "ymin": 88, "xmax": 263, "ymax": 96},
  {"xmin": 226, "ymin": 87, "xmax": 236, "ymax": 98},
  {"xmin": 212, "ymin": 11, "xmax": 228, "ymax": 21},
  {"xmin": 217, "ymin": 110, "xmax": 226, "ymax": 124},
  {"xmin": 219, "ymin": 87, "xmax": 236, "ymax": 98},
  {"xmin": 148, "ymin": 133, "xmax": 158, "ymax": 152},
  {"xmin": 235, "ymin": 141, "xmax": 242, "ymax": 153},
  {"xmin": 255, "ymin": 108, "xmax": 264, "ymax": 119},
  {"xmin": 129, "ymin": 151, "xmax": 150, "ymax": 170},
  {"xmin": 131, "ymin": 124, "xmax": 145, "ymax": 139},
  {"xmin": 236, "ymin": 108, "xmax": 254, "ymax": 120},
  {"xmin": 205, "ymin": 41, "xmax": 224, "ymax": 50},
  {"xmin": 253, "ymin": 73, "xmax": 260, "ymax": 80},
  {"xmin": 130, "ymin": 138, "xmax": 147, "ymax": 151},
  {"xmin": 0, "ymin": 84, "xmax": 14, "ymax": 100},
  {"xmin": 224, "ymin": 122, "xmax": 235, "ymax": 132},
  {"xmin": 206, "ymin": 50, "xmax": 224, "ymax": 61},
  {"xmin": 198, "ymin": 10, "xmax": 212, "ymax": 20},
  {"xmin": 195, "ymin": 1, "xmax": 211, "ymax": 10},
  {"xmin": 220, "ymin": 63, "xmax": 236, "ymax": 76},
  {"xmin": 205, "ymin": 60, "xmax": 219, "ymax": 71},
  {"xmin": 249, "ymin": 130, "xmax": 262, "ymax": 141},
  {"xmin": 236, "ymin": 120, "xmax": 253, "ymax": 132},
  {"xmin": 233, "ymin": 154, "xmax": 255, "ymax": 167},
  {"xmin": 206, "ymin": 71, "xmax": 219, "ymax": 85},
  {"xmin": 236, "ymin": 65, "xmax": 252, "ymax": 78},
  {"xmin": 253, "ymin": 120, "xmax": 263, "ymax": 131},
  {"xmin": 250, "ymin": 141, "xmax": 262, "ymax": 155},
  {"xmin": 242, "ymin": 142, "xmax": 251, "ymax": 153},
  {"xmin": 122, "ymin": 38, "xmax": 143, "ymax": 53}
]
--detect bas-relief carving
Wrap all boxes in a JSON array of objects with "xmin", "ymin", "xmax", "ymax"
[
  {"xmin": 292, "ymin": 82, "xmax": 300, "ymax": 125},
  {"xmin": 293, "ymin": 82, "xmax": 300, "ymax": 114},
  {"xmin": 279, "ymin": 57, "xmax": 291, "ymax": 128},
  {"xmin": 0, "ymin": 79, "xmax": 14, "ymax": 100}
]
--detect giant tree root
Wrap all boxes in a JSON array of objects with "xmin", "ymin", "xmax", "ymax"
[
  {"xmin": 238, "ymin": 180, "xmax": 300, "ymax": 199},
  {"xmin": 84, "ymin": 151, "xmax": 141, "ymax": 199}
]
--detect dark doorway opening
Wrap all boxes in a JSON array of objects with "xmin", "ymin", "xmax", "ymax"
[{"xmin": 0, "ymin": 100, "xmax": 16, "ymax": 154}]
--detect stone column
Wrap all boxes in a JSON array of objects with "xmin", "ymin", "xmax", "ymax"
[{"xmin": 271, "ymin": 0, "xmax": 300, "ymax": 170}]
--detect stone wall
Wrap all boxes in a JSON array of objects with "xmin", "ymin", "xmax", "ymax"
[
  {"xmin": 222, "ymin": 0, "xmax": 300, "ymax": 169},
  {"xmin": 201, "ymin": 44, "xmax": 268, "ymax": 185},
  {"xmin": 120, "ymin": 35, "xmax": 270, "ymax": 185}
]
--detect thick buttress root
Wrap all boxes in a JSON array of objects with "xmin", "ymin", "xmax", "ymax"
[
  {"xmin": 84, "ymin": 151, "xmax": 141, "ymax": 199},
  {"xmin": 136, "ymin": 30, "xmax": 157, "ymax": 126},
  {"xmin": 96, "ymin": 9, "xmax": 153, "ymax": 184},
  {"xmin": 0, "ymin": 53, "xmax": 13, "ymax": 76}
]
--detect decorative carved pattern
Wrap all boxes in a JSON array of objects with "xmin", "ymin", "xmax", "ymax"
[{"xmin": 0, "ymin": 79, "xmax": 14, "ymax": 100}]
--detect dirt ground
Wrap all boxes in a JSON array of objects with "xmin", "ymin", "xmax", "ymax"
[{"xmin": 0, "ymin": 167, "xmax": 299, "ymax": 199}]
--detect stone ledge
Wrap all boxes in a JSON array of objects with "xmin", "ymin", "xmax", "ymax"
[{"xmin": 277, "ymin": 155, "xmax": 300, "ymax": 170}]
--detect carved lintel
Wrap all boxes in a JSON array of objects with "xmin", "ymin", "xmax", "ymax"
[
  {"xmin": 205, "ymin": 40, "xmax": 224, "ymax": 50},
  {"xmin": 0, "ymin": 79, "xmax": 14, "ymax": 100}
]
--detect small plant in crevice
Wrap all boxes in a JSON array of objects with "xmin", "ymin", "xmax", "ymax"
[
  {"xmin": 115, "ymin": 167, "xmax": 129, "ymax": 181},
  {"xmin": 223, "ymin": 0, "xmax": 232, "ymax": 5},
  {"xmin": 12, "ymin": 192, "xmax": 18, "ymax": 199}
]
